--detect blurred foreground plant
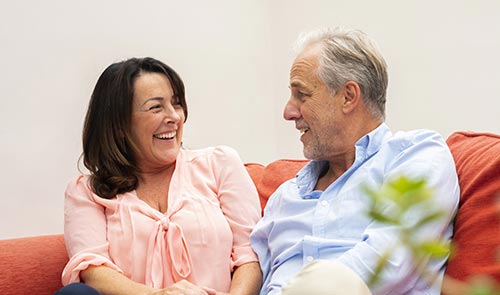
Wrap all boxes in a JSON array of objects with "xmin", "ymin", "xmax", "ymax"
[
  {"xmin": 364, "ymin": 176, "xmax": 499, "ymax": 295},
  {"xmin": 363, "ymin": 176, "xmax": 449, "ymax": 286}
]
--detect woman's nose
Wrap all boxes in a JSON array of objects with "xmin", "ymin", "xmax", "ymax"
[{"xmin": 164, "ymin": 104, "xmax": 181, "ymax": 123}]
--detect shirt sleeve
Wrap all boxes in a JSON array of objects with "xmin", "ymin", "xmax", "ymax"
[
  {"xmin": 212, "ymin": 146, "xmax": 262, "ymax": 270},
  {"xmin": 337, "ymin": 130, "xmax": 460, "ymax": 294},
  {"xmin": 249, "ymin": 187, "xmax": 280, "ymax": 295},
  {"xmin": 61, "ymin": 176, "xmax": 123, "ymax": 285}
]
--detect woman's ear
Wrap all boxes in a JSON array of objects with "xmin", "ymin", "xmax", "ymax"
[{"xmin": 342, "ymin": 81, "xmax": 362, "ymax": 114}]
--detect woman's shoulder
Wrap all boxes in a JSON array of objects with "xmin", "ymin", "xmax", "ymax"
[
  {"xmin": 181, "ymin": 145, "xmax": 242, "ymax": 163},
  {"xmin": 66, "ymin": 174, "xmax": 91, "ymax": 191},
  {"xmin": 65, "ymin": 174, "xmax": 120, "ymax": 207}
]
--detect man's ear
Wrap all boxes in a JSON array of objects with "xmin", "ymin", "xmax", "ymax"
[{"xmin": 342, "ymin": 81, "xmax": 362, "ymax": 114}]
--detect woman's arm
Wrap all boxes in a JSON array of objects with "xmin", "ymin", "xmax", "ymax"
[
  {"xmin": 82, "ymin": 265, "xmax": 209, "ymax": 295},
  {"xmin": 62, "ymin": 176, "xmax": 123, "ymax": 284},
  {"xmin": 81, "ymin": 265, "xmax": 153, "ymax": 295},
  {"xmin": 226, "ymin": 262, "xmax": 262, "ymax": 295},
  {"xmin": 211, "ymin": 147, "xmax": 263, "ymax": 295}
]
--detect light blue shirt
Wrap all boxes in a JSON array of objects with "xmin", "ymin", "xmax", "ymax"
[{"xmin": 250, "ymin": 123, "xmax": 459, "ymax": 295}]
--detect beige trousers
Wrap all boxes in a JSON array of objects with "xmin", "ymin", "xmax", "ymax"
[{"xmin": 281, "ymin": 260, "xmax": 372, "ymax": 295}]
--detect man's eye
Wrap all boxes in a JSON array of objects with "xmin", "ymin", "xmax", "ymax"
[{"xmin": 296, "ymin": 92, "xmax": 308, "ymax": 100}]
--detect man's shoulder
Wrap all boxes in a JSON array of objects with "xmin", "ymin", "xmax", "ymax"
[
  {"xmin": 377, "ymin": 128, "xmax": 455, "ymax": 176},
  {"xmin": 386, "ymin": 129, "xmax": 446, "ymax": 149}
]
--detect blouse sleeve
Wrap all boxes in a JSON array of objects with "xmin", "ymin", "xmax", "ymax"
[
  {"xmin": 61, "ymin": 176, "xmax": 123, "ymax": 285},
  {"xmin": 212, "ymin": 146, "xmax": 261, "ymax": 270}
]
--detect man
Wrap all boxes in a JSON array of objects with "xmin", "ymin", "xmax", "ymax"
[{"xmin": 250, "ymin": 27, "xmax": 459, "ymax": 294}]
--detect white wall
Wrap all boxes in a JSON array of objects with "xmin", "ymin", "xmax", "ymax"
[
  {"xmin": 266, "ymin": 0, "xmax": 500, "ymax": 159},
  {"xmin": 1, "ymin": 0, "xmax": 499, "ymax": 239}
]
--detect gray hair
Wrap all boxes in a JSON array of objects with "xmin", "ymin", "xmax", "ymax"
[{"xmin": 294, "ymin": 27, "xmax": 388, "ymax": 119}]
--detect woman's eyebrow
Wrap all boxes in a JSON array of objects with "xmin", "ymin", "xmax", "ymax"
[{"xmin": 142, "ymin": 97, "xmax": 163, "ymax": 106}]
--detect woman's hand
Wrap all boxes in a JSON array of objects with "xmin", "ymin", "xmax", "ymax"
[{"xmin": 152, "ymin": 280, "xmax": 209, "ymax": 295}]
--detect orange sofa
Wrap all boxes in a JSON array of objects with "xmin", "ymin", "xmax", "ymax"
[{"xmin": 1, "ymin": 131, "xmax": 499, "ymax": 295}]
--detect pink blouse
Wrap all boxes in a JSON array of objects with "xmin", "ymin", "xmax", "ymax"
[{"xmin": 61, "ymin": 146, "xmax": 261, "ymax": 292}]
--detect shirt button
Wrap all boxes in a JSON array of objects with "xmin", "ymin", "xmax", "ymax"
[
  {"xmin": 321, "ymin": 200, "xmax": 328, "ymax": 206},
  {"xmin": 306, "ymin": 256, "xmax": 314, "ymax": 262}
]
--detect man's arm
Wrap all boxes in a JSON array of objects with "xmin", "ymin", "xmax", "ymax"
[{"xmin": 339, "ymin": 131, "xmax": 460, "ymax": 294}]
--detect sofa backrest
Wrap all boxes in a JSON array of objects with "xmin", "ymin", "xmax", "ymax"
[
  {"xmin": 1, "ymin": 131, "xmax": 499, "ymax": 294},
  {"xmin": 245, "ymin": 159, "xmax": 309, "ymax": 211},
  {"xmin": 445, "ymin": 131, "xmax": 500, "ymax": 282}
]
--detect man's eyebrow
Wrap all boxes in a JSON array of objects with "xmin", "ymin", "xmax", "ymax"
[{"xmin": 290, "ymin": 81, "xmax": 306, "ymax": 88}]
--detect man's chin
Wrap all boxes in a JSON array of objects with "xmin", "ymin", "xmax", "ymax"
[{"xmin": 302, "ymin": 148, "xmax": 315, "ymax": 160}]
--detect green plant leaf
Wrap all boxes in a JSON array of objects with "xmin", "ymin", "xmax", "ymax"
[
  {"xmin": 368, "ymin": 210, "xmax": 399, "ymax": 225},
  {"xmin": 369, "ymin": 251, "xmax": 391, "ymax": 286},
  {"xmin": 418, "ymin": 241, "xmax": 450, "ymax": 258},
  {"xmin": 413, "ymin": 211, "xmax": 445, "ymax": 230},
  {"xmin": 467, "ymin": 285, "xmax": 495, "ymax": 295}
]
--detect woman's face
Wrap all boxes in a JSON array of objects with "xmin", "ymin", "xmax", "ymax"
[{"xmin": 130, "ymin": 72, "xmax": 185, "ymax": 172}]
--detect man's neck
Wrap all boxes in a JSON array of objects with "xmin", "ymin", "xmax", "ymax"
[
  {"xmin": 314, "ymin": 155, "xmax": 354, "ymax": 191},
  {"xmin": 313, "ymin": 118, "xmax": 383, "ymax": 191}
]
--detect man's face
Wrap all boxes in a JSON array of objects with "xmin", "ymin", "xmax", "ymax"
[{"xmin": 284, "ymin": 43, "xmax": 348, "ymax": 161}]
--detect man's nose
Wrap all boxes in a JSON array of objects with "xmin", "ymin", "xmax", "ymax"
[{"xmin": 283, "ymin": 98, "xmax": 300, "ymax": 121}]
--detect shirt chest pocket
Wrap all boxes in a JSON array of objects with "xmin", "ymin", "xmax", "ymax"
[{"xmin": 327, "ymin": 190, "xmax": 372, "ymax": 240}]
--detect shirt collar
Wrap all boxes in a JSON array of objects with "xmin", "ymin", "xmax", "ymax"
[
  {"xmin": 354, "ymin": 122, "xmax": 391, "ymax": 161},
  {"xmin": 296, "ymin": 160, "xmax": 328, "ymax": 196},
  {"xmin": 295, "ymin": 122, "xmax": 391, "ymax": 196}
]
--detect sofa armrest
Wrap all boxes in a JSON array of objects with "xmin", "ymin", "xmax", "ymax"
[{"xmin": 0, "ymin": 234, "xmax": 67, "ymax": 295}]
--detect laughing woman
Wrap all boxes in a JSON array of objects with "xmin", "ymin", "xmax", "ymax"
[{"xmin": 55, "ymin": 57, "xmax": 262, "ymax": 295}]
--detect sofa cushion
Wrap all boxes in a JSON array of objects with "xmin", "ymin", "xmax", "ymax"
[
  {"xmin": 0, "ymin": 234, "xmax": 67, "ymax": 295},
  {"xmin": 252, "ymin": 159, "xmax": 309, "ymax": 209},
  {"xmin": 445, "ymin": 131, "xmax": 500, "ymax": 281},
  {"xmin": 244, "ymin": 163, "xmax": 266, "ymax": 211}
]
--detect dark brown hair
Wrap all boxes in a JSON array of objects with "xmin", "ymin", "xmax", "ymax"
[{"xmin": 82, "ymin": 57, "xmax": 187, "ymax": 199}]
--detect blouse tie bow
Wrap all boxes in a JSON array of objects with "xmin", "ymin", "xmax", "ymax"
[{"xmin": 146, "ymin": 215, "xmax": 194, "ymax": 288}]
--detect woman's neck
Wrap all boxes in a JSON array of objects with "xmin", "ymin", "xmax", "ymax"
[{"xmin": 135, "ymin": 163, "xmax": 176, "ymax": 213}]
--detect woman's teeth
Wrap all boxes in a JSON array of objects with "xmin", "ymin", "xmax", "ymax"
[{"xmin": 154, "ymin": 131, "xmax": 176, "ymax": 139}]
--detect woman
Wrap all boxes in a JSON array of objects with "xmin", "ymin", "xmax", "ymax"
[{"xmin": 56, "ymin": 57, "xmax": 262, "ymax": 295}]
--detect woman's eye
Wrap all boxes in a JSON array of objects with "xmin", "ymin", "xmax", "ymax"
[
  {"xmin": 171, "ymin": 97, "xmax": 181, "ymax": 106},
  {"xmin": 148, "ymin": 104, "xmax": 162, "ymax": 111}
]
